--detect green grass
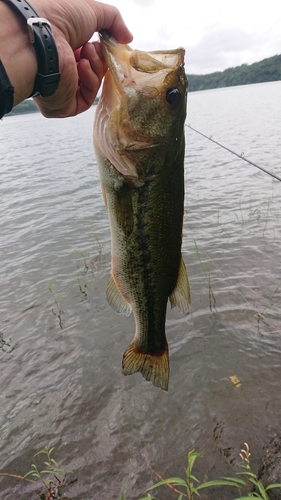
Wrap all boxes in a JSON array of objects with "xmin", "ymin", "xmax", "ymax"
[
  {"xmin": 122, "ymin": 444, "xmax": 281, "ymax": 500},
  {"xmin": 0, "ymin": 443, "xmax": 72, "ymax": 500},
  {"xmin": 1, "ymin": 442, "xmax": 281, "ymax": 500}
]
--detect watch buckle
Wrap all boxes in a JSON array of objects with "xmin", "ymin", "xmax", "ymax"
[{"xmin": 27, "ymin": 17, "xmax": 52, "ymax": 44}]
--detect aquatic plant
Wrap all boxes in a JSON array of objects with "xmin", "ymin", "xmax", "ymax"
[
  {"xmin": 233, "ymin": 442, "xmax": 281, "ymax": 500},
  {"xmin": 121, "ymin": 444, "xmax": 281, "ymax": 500},
  {"xmin": 193, "ymin": 239, "xmax": 216, "ymax": 311},
  {"xmin": 0, "ymin": 443, "xmax": 72, "ymax": 500},
  {"xmin": 2, "ymin": 442, "xmax": 281, "ymax": 499},
  {"xmin": 45, "ymin": 283, "xmax": 64, "ymax": 329},
  {"xmin": 215, "ymin": 209, "xmax": 233, "ymax": 239},
  {"xmin": 142, "ymin": 448, "xmax": 243, "ymax": 499},
  {"xmin": 73, "ymin": 233, "xmax": 105, "ymax": 300},
  {"xmin": 256, "ymin": 282, "xmax": 281, "ymax": 326},
  {"xmin": 0, "ymin": 331, "xmax": 13, "ymax": 353},
  {"xmin": 90, "ymin": 228, "xmax": 103, "ymax": 262}
]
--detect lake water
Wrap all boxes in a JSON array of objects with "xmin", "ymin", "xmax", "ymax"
[{"xmin": 0, "ymin": 81, "xmax": 280, "ymax": 500}]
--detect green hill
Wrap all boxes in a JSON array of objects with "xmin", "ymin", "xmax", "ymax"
[
  {"xmin": 9, "ymin": 99, "xmax": 38, "ymax": 115},
  {"xmin": 8, "ymin": 54, "xmax": 281, "ymax": 115},
  {"xmin": 9, "ymin": 96, "xmax": 100, "ymax": 116},
  {"xmin": 188, "ymin": 54, "xmax": 281, "ymax": 91}
]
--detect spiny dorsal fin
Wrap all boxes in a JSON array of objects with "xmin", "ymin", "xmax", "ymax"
[
  {"xmin": 122, "ymin": 341, "xmax": 169, "ymax": 391},
  {"xmin": 169, "ymin": 256, "xmax": 191, "ymax": 313},
  {"xmin": 106, "ymin": 275, "xmax": 132, "ymax": 317}
]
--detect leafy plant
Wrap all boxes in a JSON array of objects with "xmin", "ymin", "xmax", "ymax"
[
  {"xmin": 233, "ymin": 443, "xmax": 281, "ymax": 499},
  {"xmin": 144, "ymin": 449, "xmax": 242, "ymax": 499},
  {"xmin": 0, "ymin": 443, "xmax": 72, "ymax": 500},
  {"xmin": 120, "ymin": 444, "xmax": 281, "ymax": 500}
]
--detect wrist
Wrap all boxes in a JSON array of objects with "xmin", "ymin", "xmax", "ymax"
[{"xmin": 0, "ymin": 2, "xmax": 37, "ymax": 106}]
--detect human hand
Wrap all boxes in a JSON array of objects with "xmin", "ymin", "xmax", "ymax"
[{"xmin": 31, "ymin": 0, "xmax": 133, "ymax": 118}]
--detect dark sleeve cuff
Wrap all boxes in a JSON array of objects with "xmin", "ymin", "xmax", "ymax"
[{"xmin": 0, "ymin": 60, "xmax": 14, "ymax": 119}]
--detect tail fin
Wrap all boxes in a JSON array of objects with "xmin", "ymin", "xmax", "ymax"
[{"xmin": 122, "ymin": 342, "xmax": 169, "ymax": 391}]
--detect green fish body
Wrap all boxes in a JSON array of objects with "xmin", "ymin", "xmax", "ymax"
[{"xmin": 93, "ymin": 32, "xmax": 190, "ymax": 391}]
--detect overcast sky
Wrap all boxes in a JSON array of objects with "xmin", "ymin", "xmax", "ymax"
[{"xmin": 101, "ymin": 0, "xmax": 281, "ymax": 74}]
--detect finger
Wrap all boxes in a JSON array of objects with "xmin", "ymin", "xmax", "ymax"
[
  {"xmin": 80, "ymin": 42, "xmax": 105, "ymax": 77},
  {"xmin": 91, "ymin": 41, "xmax": 108, "ymax": 75},
  {"xmin": 75, "ymin": 42, "xmax": 105, "ymax": 89},
  {"xmin": 75, "ymin": 55, "xmax": 103, "ymax": 115},
  {"xmin": 93, "ymin": 2, "xmax": 133, "ymax": 44},
  {"xmin": 74, "ymin": 47, "xmax": 82, "ymax": 62},
  {"xmin": 75, "ymin": 43, "xmax": 105, "ymax": 75}
]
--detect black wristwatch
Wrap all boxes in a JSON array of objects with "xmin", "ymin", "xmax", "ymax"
[{"xmin": 3, "ymin": 0, "xmax": 61, "ymax": 97}]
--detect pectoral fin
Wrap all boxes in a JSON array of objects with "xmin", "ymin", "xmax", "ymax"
[
  {"xmin": 169, "ymin": 257, "xmax": 191, "ymax": 314},
  {"xmin": 106, "ymin": 275, "xmax": 132, "ymax": 317},
  {"xmin": 113, "ymin": 184, "xmax": 134, "ymax": 236}
]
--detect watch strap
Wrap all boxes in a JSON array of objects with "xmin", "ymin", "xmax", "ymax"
[
  {"xmin": 2, "ymin": 0, "xmax": 61, "ymax": 97},
  {"xmin": 0, "ymin": 59, "xmax": 14, "ymax": 118}
]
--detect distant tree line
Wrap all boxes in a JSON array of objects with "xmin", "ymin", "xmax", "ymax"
[
  {"xmin": 9, "ymin": 96, "xmax": 100, "ymax": 116},
  {"xmin": 188, "ymin": 54, "xmax": 281, "ymax": 92},
  {"xmin": 9, "ymin": 99, "xmax": 38, "ymax": 115},
  {"xmin": 7, "ymin": 54, "xmax": 281, "ymax": 114}
]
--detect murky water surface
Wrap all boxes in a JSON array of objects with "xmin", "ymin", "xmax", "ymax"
[{"xmin": 0, "ymin": 82, "xmax": 280, "ymax": 499}]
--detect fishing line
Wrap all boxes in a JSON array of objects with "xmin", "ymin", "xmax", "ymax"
[{"xmin": 186, "ymin": 124, "xmax": 281, "ymax": 183}]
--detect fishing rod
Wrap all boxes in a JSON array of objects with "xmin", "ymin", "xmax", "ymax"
[{"xmin": 186, "ymin": 124, "xmax": 281, "ymax": 183}]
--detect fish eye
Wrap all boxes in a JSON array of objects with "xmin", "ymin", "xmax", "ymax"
[{"xmin": 166, "ymin": 88, "xmax": 181, "ymax": 106}]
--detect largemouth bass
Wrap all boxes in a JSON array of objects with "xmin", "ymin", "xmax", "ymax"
[{"xmin": 93, "ymin": 31, "xmax": 190, "ymax": 391}]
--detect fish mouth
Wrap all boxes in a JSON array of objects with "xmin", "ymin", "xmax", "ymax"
[{"xmin": 99, "ymin": 30, "xmax": 185, "ymax": 95}]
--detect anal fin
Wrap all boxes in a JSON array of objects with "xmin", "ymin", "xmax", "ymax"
[
  {"xmin": 169, "ymin": 256, "xmax": 191, "ymax": 314},
  {"xmin": 106, "ymin": 275, "xmax": 132, "ymax": 317}
]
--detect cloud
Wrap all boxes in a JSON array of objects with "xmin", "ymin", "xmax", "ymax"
[
  {"xmin": 102, "ymin": 0, "xmax": 281, "ymax": 74},
  {"xmin": 184, "ymin": 26, "xmax": 281, "ymax": 74},
  {"xmin": 184, "ymin": 28, "xmax": 255, "ymax": 74}
]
